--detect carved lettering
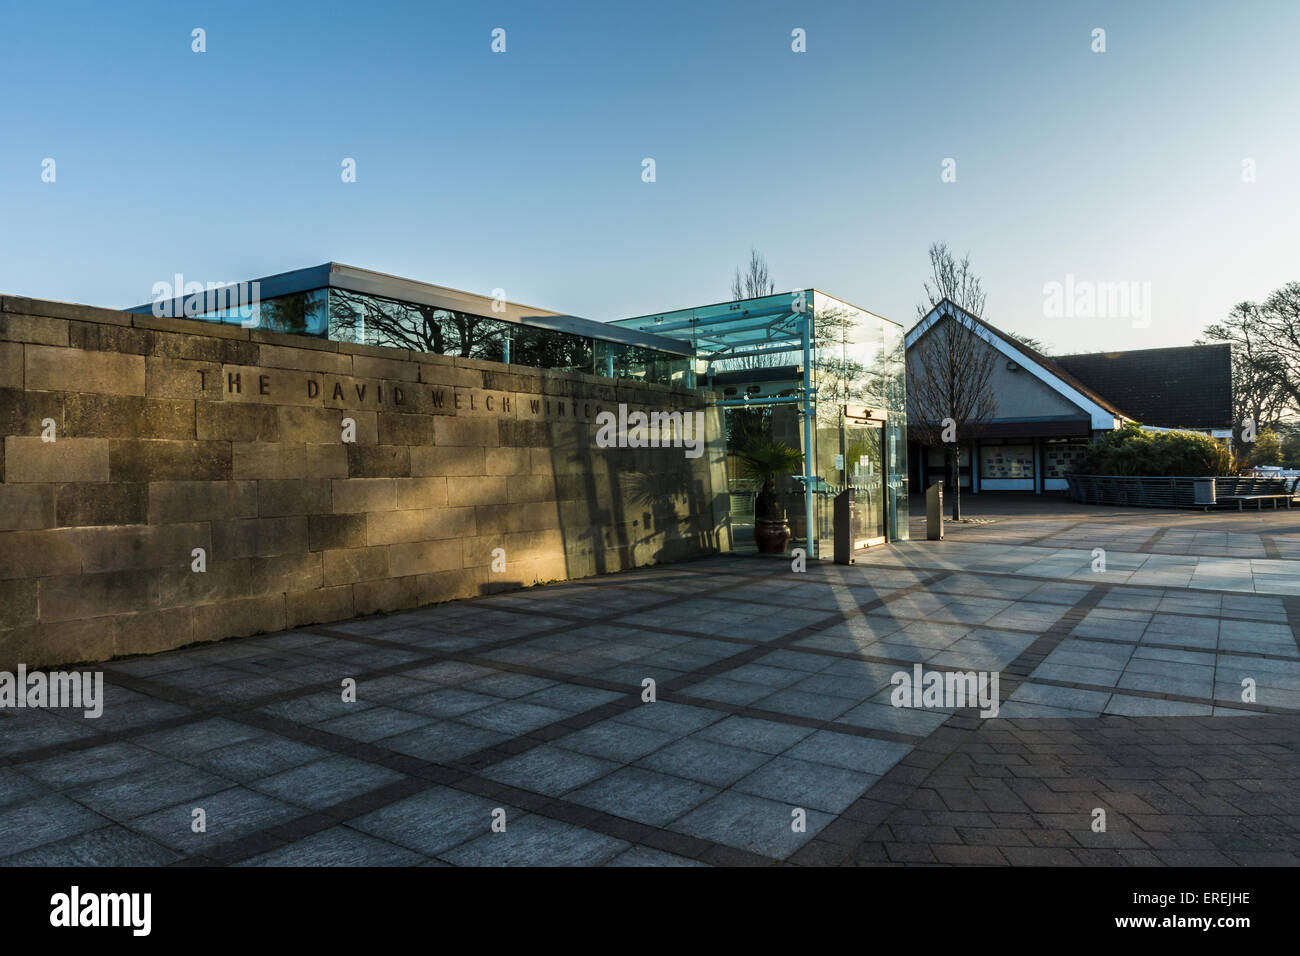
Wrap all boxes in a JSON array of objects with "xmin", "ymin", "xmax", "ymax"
[{"xmin": 183, "ymin": 367, "xmax": 555, "ymax": 422}]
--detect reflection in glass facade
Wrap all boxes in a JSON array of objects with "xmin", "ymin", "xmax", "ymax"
[
  {"xmin": 163, "ymin": 284, "xmax": 691, "ymax": 386},
  {"xmin": 170, "ymin": 289, "xmax": 330, "ymax": 336},
  {"xmin": 811, "ymin": 291, "xmax": 909, "ymax": 543}
]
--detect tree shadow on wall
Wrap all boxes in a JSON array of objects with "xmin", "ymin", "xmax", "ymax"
[{"xmin": 548, "ymin": 391, "xmax": 730, "ymax": 583}]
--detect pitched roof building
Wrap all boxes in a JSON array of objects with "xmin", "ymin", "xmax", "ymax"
[{"xmin": 905, "ymin": 301, "xmax": 1233, "ymax": 494}]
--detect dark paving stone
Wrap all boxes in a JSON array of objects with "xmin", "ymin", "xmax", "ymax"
[
  {"xmin": 481, "ymin": 745, "xmax": 620, "ymax": 796},
  {"xmin": 692, "ymin": 715, "xmax": 816, "ymax": 754},
  {"xmin": 237, "ymin": 826, "xmax": 425, "ymax": 866},
  {"xmin": 314, "ymin": 706, "xmax": 434, "ymax": 742},
  {"xmin": 0, "ymin": 709, "xmax": 101, "ymax": 756},
  {"xmin": 734, "ymin": 756, "xmax": 879, "ymax": 815},
  {"xmin": 552, "ymin": 720, "xmax": 679, "ymax": 763},
  {"xmin": 670, "ymin": 791, "xmax": 830, "ymax": 859},
  {"xmin": 19, "ymin": 741, "xmax": 167, "ymax": 790},
  {"xmin": 0, "ymin": 795, "xmax": 110, "ymax": 856},
  {"xmin": 635, "ymin": 737, "xmax": 771, "ymax": 788},
  {"xmin": 129, "ymin": 786, "xmax": 303, "ymax": 853},
  {"xmin": 349, "ymin": 786, "xmax": 513, "ymax": 856},
  {"xmin": 69, "ymin": 761, "xmax": 233, "ymax": 820},
  {"xmin": 250, "ymin": 755, "xmax": 406, "ymax": 811},
  {"xmin": 0, "ymin": 767, "xmax": 51, "ymax": 808},
  {"xmin": 185, "ymin": 736, "xmax": 331, "ymax": 782},
  {"xmin": 566, "ymin": 767, "xmax": 718, "ymax": 827},
  {"xmin": 438, "ymin": 813, "xmax": 629, "ymax": 866},
  {"xmin": 1, "ymin": 825, "xmax": 181, "ymax": 866},
  {"xmin": 135, "ymin": 718, "xmax": 264, "ymax": 758}
]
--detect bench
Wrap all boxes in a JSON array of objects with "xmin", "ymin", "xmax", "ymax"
[
  {"xmin": 1215, "ymin": 476, "xmax": 1300, "ymax": 510},
  {"xmin": 1225, "ymin": 494, "xmax": 1290, "ymax": 510}
]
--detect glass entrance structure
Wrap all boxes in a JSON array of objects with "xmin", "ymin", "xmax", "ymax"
[{"xmin": 609, "ymin": 290, "xmax": 909, "ymax": 555}]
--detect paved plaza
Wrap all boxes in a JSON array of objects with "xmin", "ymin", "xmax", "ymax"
[{"xmin": 1, "ymin": 497, "xmax": 1297, "ymax": 866}]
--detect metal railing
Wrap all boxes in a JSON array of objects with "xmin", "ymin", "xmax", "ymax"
[{"xmin": 1065, "ymin": 474, "xmax": 1300, "ymax": 508}]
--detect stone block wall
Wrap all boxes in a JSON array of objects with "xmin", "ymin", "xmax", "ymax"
[{"xmin": 0, "ymin": 295, "xmax": 731, "ymax": 668}]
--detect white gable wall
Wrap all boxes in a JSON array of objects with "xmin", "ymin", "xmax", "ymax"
[{"xmin": 907, "ymin": 302, "xmax": 1124, "ymax": 431}]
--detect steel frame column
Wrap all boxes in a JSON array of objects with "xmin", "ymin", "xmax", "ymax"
[{"xmin": 801, "ymin": 314, "xmax": 815, "ymax": 559}]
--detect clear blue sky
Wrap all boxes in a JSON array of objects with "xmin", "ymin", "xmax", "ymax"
[{"xmin": 2, "ymin": 0, "xmax": 1297, "ymax": 353}]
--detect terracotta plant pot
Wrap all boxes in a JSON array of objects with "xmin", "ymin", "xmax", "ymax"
[{"xmin": 754, "ymin": 517, "xmax": 791, "ymax": 554}]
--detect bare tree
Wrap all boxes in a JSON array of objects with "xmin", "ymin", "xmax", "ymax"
[
  {"xmin": 731, "ymin": 247, "xmax": 776, "ymax": 301},
  {"xmin": 717, "ymin": 248, "xmax": 783, "ymax": 372},
  {"xmin": 329, "ymin": 289, "xmax": 501, "ymax": 357},
  {"xmin": 1007, "ymin": 331, "xmax": 1050, "ymax": 356},
  {"xmin": 916, "ymin": 241, "xmax": 987, "ymax": 321},
  {"xmin": 908, "ymin": 308, "xmax": 999, "ymax": 519},
  {"xmin": 1201, "ymin": 286, "xmax": 1300, "ymax": 440}
]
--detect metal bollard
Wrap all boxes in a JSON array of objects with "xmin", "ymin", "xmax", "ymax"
[
  {"xmin": 926, "ymin": 481, "xmax": 944, "ymax": 540},
  {"xmin": 833, "ymin": 488, "xmax": 856, "ymax": 565}
]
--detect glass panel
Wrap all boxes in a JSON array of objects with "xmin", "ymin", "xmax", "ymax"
[
  {"xmin": 593, "ymin": 340, "xmax": 682, "ymax": 385},
  {"xmin": 508, "ymin": 323, "xmax": 593, "ymax": 374},
  {"xmin": 327, "ymin": 288, "xmax": 507, "ymax": 356},
  {"xmin": 846, "ymin": 422, "xmax": 886, "ymax": 541},
  {"xmin": 723, "ymin": 405, "xmax": 775, "ymax": 552},
  {"xmin": 193, "ymin": 289, "xmax": 328, "ymax": 336},
  {"xmin": 609, "ymin": 291, "xmax": 809, "ymax": 377},
  {"xmin": 323, "ymin": 288, "xmax": 687, "ymax": 383},
  {"xmin": 885, "ymin": 414, "xmax": 909, "ymax": 540}
]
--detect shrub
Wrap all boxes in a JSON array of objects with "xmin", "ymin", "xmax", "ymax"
[
  {"xmin": 737, "ymin": 438, "xmax": 804, "ymax": 520},
  {"xmin": 1076, "ymin": 422, "xmax": 1234, "ymax": 476},
  {"xmin": 1246, "ymin": 428, "xmax": 1283, "ymax": 468}
]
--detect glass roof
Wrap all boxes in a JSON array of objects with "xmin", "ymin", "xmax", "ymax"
[{"xmin": 609, "ymin": 290, "xmax": 813, "ymax": 361}]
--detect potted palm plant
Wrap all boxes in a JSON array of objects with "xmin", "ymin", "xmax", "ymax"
[{"xmin": 738, "ymin": 437, "xmax": 804, "ymax": 554}]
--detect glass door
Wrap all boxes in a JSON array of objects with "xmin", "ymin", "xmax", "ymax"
[{"xmin": 844, "ymin": 421, "xmax": 886, "ymax": 545}]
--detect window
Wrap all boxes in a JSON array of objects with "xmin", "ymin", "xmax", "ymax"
[
  {"xmin": 1043, "ymin": 439, "xmax": 1091, "ymax": 478},
  {"xmin": 980, "ymin": 440, "xmax": 1034, "ymax": 478}
]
